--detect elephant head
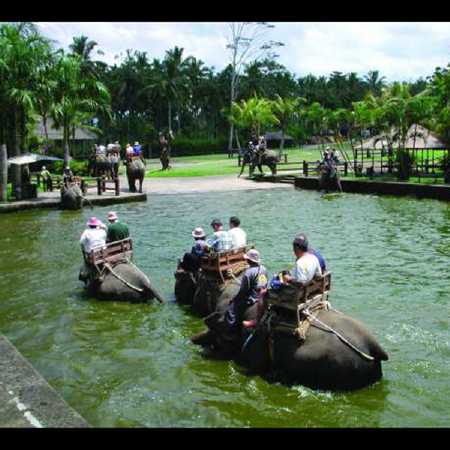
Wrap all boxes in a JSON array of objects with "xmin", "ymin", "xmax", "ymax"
[
  {"xmin": 174, "ymin": 265, "xmax": 198, "ymax": 306},
  {"xmin": 61, "ymin": 184, "xmax": 84, "ymax": 210}
]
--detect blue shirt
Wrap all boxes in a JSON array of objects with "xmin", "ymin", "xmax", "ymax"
[
  {"xmin": 309, "ymin": 248, "xmax": 326, "ymax": 272},
  {"xmin": 191, "ymin": 239, "xmax": 208, "ymax": 257},
  {"xmin": 207, "ymin": 230, "xmax": 233, "ymax": 252},
  {"xmin": 133, "ymin": 145, "xmax": 142, "ymax": 156}
]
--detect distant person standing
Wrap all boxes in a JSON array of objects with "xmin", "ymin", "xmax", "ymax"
[
  {"xmin": 40, "ymin": 165, "xmax": 52, "ymax": 192},
  {"xmin": 159, "ymin": 130, "xmax": 173, "ymax": 170}
]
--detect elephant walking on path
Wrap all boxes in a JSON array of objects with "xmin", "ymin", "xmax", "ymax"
[
  {"xmin": 125, "ymin": 158, "xmax": 145, "ymax": 193},
  {"xmin": 238, "ymin": 149, "xmax": 279, "ymax": 177}
]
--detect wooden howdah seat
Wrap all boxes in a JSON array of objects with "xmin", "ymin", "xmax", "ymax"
[
  {"xmin": 200, "ymin": 246, "xmax": 249, "ymax": 283},
  {"xmin": 265, "ymin": 272, "xmax": 332, "ymax": 312},
  {"xmin": 88, "ymin": 238, "xmax": 133, "ymax": 267}
]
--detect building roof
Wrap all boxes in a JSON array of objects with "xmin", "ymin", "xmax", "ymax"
[
  {"xmin": 264, "ymin": 131, "xmax": 294, "ymax": 141},
  {"xmin": 358, "ymin": 125, "xmax": 447, "ymax": 149},
  {"xmin": 7, "ymin": 153, "xmax": 63, "ymax": 166},
  {"xmin": 34, "ymin": 117, "xmax": 98, "ymax": 141}
]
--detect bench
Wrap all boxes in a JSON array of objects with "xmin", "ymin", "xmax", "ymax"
[
  {"xmin": 266, "ymin": 272, "xmax": 332, "ymax": 312},
  {"xmin": 89, "ymin": 238, "xmax": 133, "ymax": 267},
  {"xmin": 200, "ymin": 246, "xmax": 249, "ymax": 283}
]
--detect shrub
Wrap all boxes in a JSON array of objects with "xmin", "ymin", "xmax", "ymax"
[{"xmin": 53, "ymin": 159, "xmax": 89, "ymax": 176}]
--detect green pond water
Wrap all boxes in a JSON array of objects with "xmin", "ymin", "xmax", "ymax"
[{"xmin": 0, "ymin": 187, "xmax": 449, "ymax": 427}]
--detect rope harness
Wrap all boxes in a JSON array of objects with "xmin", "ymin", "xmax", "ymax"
[{"xmin": 261, "ymin": 293, "xmax": 375, "ymax": 363}]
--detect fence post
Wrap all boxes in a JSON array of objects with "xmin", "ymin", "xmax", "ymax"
[
  {"xmin": 238, "ymin": 154, "xmax": 241, "ymax": 167},
  {"xmin": 303, "ymin": 160, "xmax": 308, "ymax": 177},
  {"xmin": 284, "ymin": 153, "xmax": 288, "ymax": 163},
  {"xmin": 97, "ymin": 177, "xmax": 102, "ymax": 195},
  {"xmin": 101, "ymin": 176, "xmax": 106, "ymax": 192},
  {"xmin": 115, "ymin": 177, "xmax": 120, "ymax": 196},
  {"xmin": 344, "ymin": 161, "xmax": 348, "ymax": 176}
]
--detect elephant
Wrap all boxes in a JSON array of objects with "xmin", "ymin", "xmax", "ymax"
[
  {"xmin": 318, "ymin": 161, "xmax": 343, "ymax": 193},
  {"xmin": 238, "ymin": 149, "xmax": 279, "ymax": 177},
  {"xmin": 61, "ymin": 183, "xmax": 84, "ymax": 210},
  {"xmin": 88, "ymin": 154, "xmax": 113, "ymax": 179},
  {"xmin": 79, "ymin": 259, "xmax": 165, "ymax": 303},
  {"xmin": 241, "ymin": 305, "xmax": 388, "ymax": 391},
  {"xmin": 125, "ymin": 158, "xmax": 145, "ymax": 193},
  {"xmin": 187, "ymin": 273, "xmax": 388, "ymax": 391}
]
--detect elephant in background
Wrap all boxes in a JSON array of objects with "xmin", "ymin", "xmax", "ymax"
[
  {"xmin": 125, "ymin": 158, "xmax": 145, "ymax": 193},
  {"xmin": 238, "ymin": 149, "xmax": 279, "ymax": 177},
  {"xmin": 79, "ymin": 260, "xmax": 165, "ymax": 303},
  {"xmin": 89, "ymin": 154, "xmax": 113, "ymax": 179},
  {"xmin": 61, "ymin": 183, "xmax": 83, "ymax": 210}
]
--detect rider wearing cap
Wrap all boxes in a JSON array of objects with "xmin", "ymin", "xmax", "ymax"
[
  {"xmin": 282, "ymin": 233, "xmax": 322, "ymax": 285},
  {"xmin": 106, "ymin": 212, "xmax": 130, "ymax": 243},
  {"xmin": 224, "ymin": 248, "xmax": 268, "ymax": 329}
]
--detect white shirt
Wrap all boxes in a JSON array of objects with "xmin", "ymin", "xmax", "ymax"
[
  {"xmin": 228, "ymin": 227, "xmax": 247, "ymax": 249},
  {"xmin": 291, "ymin": 252, "xmax": 322, "ymax": 284},
  {"xmin": 80, "ymin": 228, "xmax": 106, "ymax": 254}
]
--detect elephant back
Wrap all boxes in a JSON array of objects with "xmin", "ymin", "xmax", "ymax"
[
  {"xmin": 127, "ymin": 158, "xmax": 145, "ymax": 173},
  {"xmin": 263, "ymin": 149, "xmax": 279, "ymax": 162},
  {"xmin": 96, "ymin": 154, "xmax": 108, "ymax": 164}
]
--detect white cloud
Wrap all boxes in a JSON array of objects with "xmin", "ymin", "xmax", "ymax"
[{"xmin": 34, "ymin": 22, "xmax": 450, "ymax": 81}]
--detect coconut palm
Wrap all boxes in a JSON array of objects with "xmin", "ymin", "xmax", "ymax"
[
  {"xmin": 271, "ymin": 95, "xmax": 302, "ymax": 156},
  {"xmin": 230, "ymin": 96, "xmax": 279, "ymax": 142},
  {"xmin": 51, "ymin": 53, "xmax": 111, "ymax": 166}
]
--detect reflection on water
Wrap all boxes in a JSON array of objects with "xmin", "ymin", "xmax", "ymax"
[{"xmin": 0, "ymin": 189, "xmax": 449, "ymax": 427}]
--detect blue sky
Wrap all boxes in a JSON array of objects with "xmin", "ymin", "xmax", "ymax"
[{"xmin": 35, "ymin": 22, "xmax": 450, "ymax": 82}]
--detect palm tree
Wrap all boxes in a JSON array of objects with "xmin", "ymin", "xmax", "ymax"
[
  {"xmin": 69, "ymin": 35, "xmax": 104, "ymax": 79},
  {"xmin": 51, "ymin": 53, "xmax": 111, "ymax": 166},
  {"xmin": 230, "ymin": 96, "xmax": 279, "ymax": 144},
  {"xmin": 149, "ymin": 46, "xmax": 190, "ymax": 134},
  {"xmin": 364, "ymin": 70, "xmax": 386, "ymax": 96},
  {"xmin": 0, "ymin": 22, "xmax": 52, "ymax": 197},
  {"xmin": 270, "ymin": 95, "xmax": 302, "ymax": 156}
]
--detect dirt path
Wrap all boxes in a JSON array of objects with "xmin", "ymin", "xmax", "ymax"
[{"xmin": 120, "ymin": 174, "xmax": 291, "ymax": 195}]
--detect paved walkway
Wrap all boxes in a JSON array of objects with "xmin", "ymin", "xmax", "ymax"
[
  {"xmin": 0, "ymin": 335, "xmax": 88, "ymax": 428},
  {"xmin": 130, "ymin": 174, "xmax": 292, "ymax": 195}
]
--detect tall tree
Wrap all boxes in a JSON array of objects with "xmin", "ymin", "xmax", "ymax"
[{"xmin": 225, "ymin": 22, "xmax": 284, "ymax": 151}]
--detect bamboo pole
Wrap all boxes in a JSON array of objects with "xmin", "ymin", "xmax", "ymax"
[{"xmin": 0, "ymin": 144, "xmax": 7, "ymax": 203}]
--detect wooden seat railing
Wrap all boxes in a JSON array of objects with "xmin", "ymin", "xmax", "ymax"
[
  {"xmin": 89, "ymin": 238, "xmax": 133, "ymax": 267},
  {"xmin": 268, "ymin": 271, "xmax": 332, "ymax": 312},
  {"xmin": 200, "ymin": 246, "xmax": 249, "ymax": 283}
]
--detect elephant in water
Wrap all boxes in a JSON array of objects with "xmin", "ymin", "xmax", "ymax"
[
  {"xmin": 126, "ymin": 158, "xmax": 145, "ymax": 193},
  {"xmin": 61, "ymin": 183, "xmax": 84, "ymax": 210},
  {"xmin": 318, "ymin": 160, "xmax": 343, "ymax": 193},
  {"xmin": 184, "ymin": 270, "xmax": 388, "ymax": 391},
  {"xmin": 238, "ymin": 149, "xmax": 279, "ymax": 177},
  {"xmin": 80, "ymin": 259, "xmax": 164, "ymax": 303}
]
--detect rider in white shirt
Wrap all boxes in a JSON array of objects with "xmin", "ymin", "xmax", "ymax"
[
  {"xmin": 228, "ymin": 216, "xmax": 247, "ymax": 249},
  {"xmin": 80, "ymin": 217, "xmax": 107, "ymax": 254},
  {"xmin": 283, "ymin": 233, "xmax": 322, "ymax": 285}
]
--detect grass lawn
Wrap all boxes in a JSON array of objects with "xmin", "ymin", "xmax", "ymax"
[{"xmin": 143, "ymin": 146, "xmax": 329, "ymax": 177}]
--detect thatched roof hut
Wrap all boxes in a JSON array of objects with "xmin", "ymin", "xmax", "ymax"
[{"xmin": 358, "ymin": 125, "xmax": 447, "ymax": 150}]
